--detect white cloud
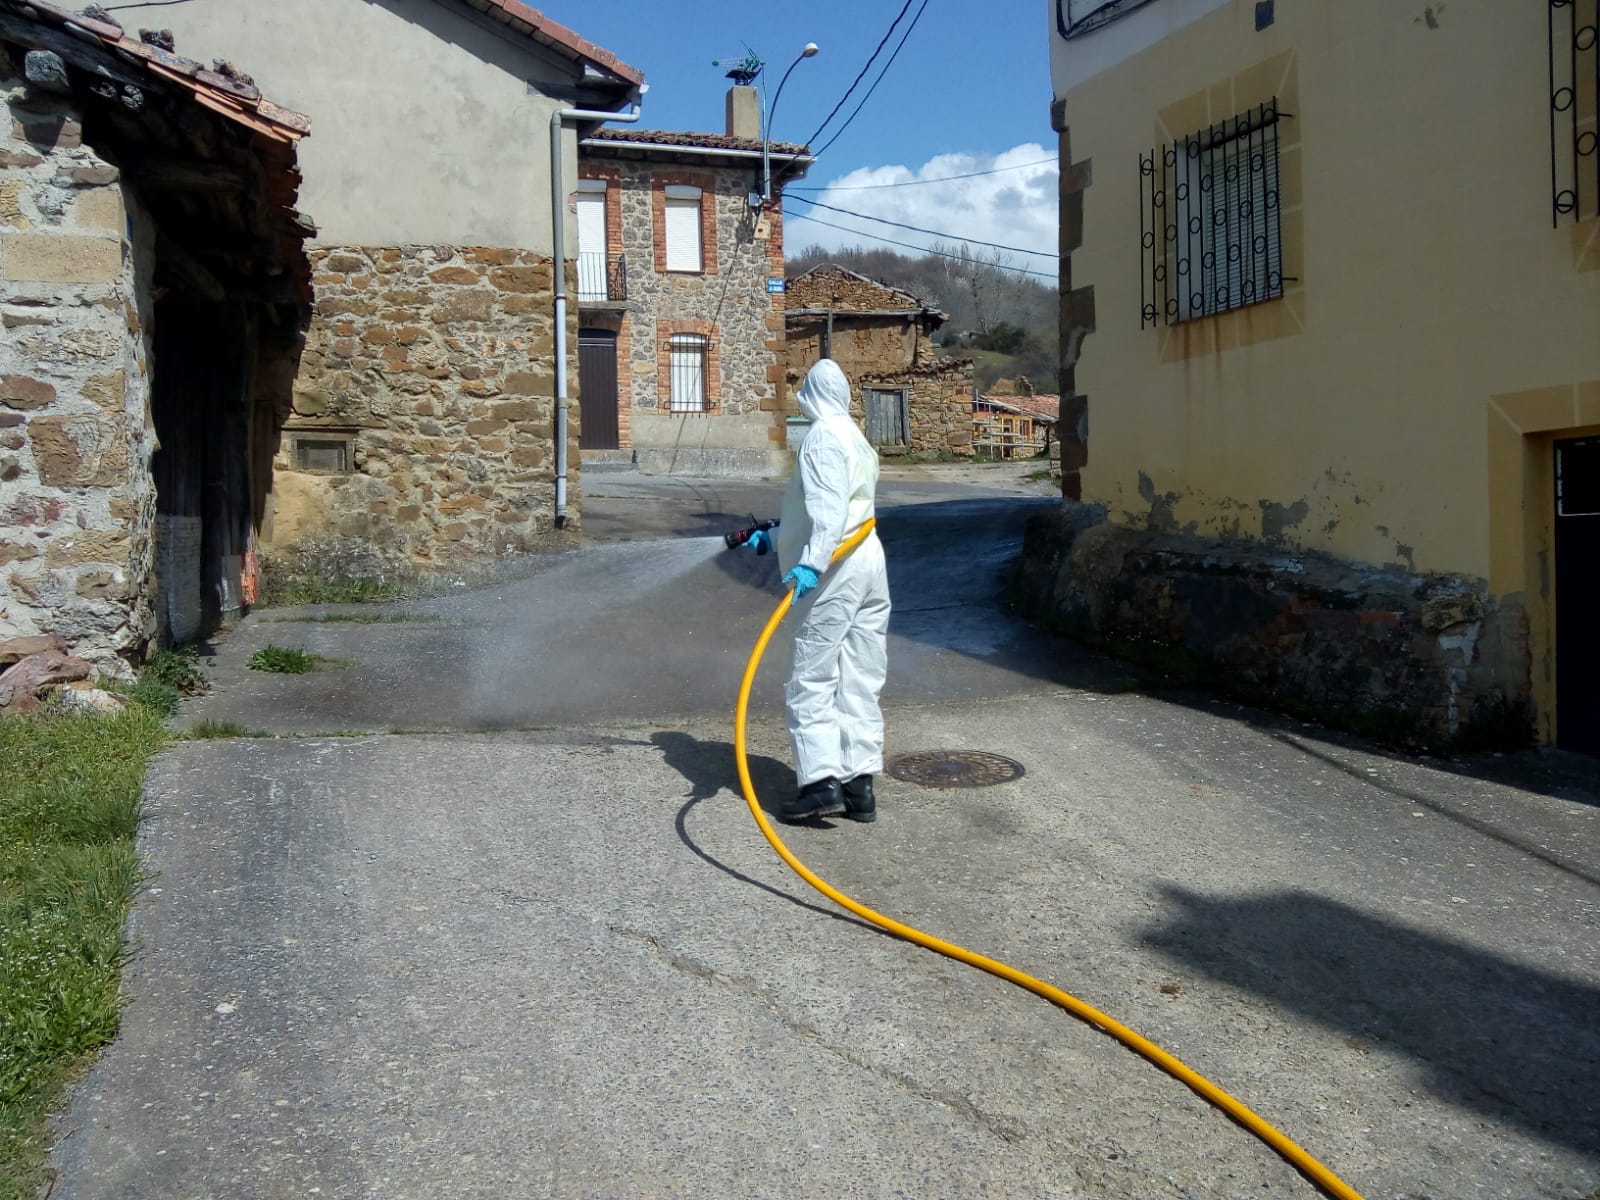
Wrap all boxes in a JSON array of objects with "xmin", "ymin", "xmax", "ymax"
[{"xmin": 783, "ymin": 144, "xmax": 1059, "ymax": 272}]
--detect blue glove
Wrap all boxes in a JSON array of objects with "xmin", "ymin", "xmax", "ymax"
[
  {"xmin": 745, "ymin": 529, "xmax": 772, "ymax": 554},
  {"xmin": 783, "ymin": 565, "xmax": 819, "ymax": 606}
]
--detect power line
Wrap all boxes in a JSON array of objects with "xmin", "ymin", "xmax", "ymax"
[
  {"xmin": 782, "ymin": 209, "xmax": 1060, "ymax": 280},
  {"xmin": 796, "ymin": 0, "xmax": 916, "ymax": 151},
  {"xmin": 788, "ymin": 158, "xmax": 1058, "ymax": 191},
  {"xmin": 787, "ymin": 193, "xmax": 1058, "ymax": 259},
  {"xmin": 809, "ymin": 0, "xmax": 931, "ymax": 161}
]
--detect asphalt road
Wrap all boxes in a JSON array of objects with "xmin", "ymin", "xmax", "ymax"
[{"xmin": 49, "ymin": 467, "xmax": 1600, "ymax": 1200}]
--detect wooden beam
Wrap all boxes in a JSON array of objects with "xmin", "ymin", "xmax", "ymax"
[{"xmin": 0, "ymin": 11, "xmax": 149, "ymax": 91}]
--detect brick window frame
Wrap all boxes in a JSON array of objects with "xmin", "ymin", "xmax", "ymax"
[
  {"xmin": 657, "ymin": 319, "xmax": 721, "ymax": 411},
  {"xmin": 578, "ymin": 163, "xmax": 624, "ymax": 281},
  {"xmin": 652, "ymin": 170, "xmax": 718, "ymax": 275}
]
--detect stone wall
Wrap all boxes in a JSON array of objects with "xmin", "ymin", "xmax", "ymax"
[
  {"xmin": 868, "ymin": 363, "xmax": 975, "ymax": 457},
  {"xmin": 786, "ymin": 313, "xmax": 920, "ymax": 382},
  {"xmin": 276, "ymin": 245, "xmax": 576, "ymax": 569},
  {"xmin": 1016, "ymin": 505, "xmax": 1532, "ymax": 749},
  {"xmin": 0, "ymin": 74, "xmax": 155, "ymax": 669},
  {"xmin": 786, "ymin": 314, "xmax": 975, "ymax": 456},
  {"xmin": 605, "ymin": 161, "xmax": 783, "ymax": 420},
  {"xmin": 786, "ymin": 265, "xmax": 926, "ymax": 313}
]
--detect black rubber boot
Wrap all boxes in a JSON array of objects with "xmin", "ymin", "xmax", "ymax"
[
  {"xmin": 781, "ymin": 776, "xmax": 844, "ymax": 822},
  {"xmin": 841, "ymin": 774, "xmax": 876, "ymax": 823}
]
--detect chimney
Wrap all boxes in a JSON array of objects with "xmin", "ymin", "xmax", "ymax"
[{"xmin": 726, "ymin": 85, "xmax": 760, "ymax": 140}]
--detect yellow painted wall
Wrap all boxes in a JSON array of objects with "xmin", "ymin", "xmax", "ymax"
[{"xmin": 1063, "ymin": 0, "xmax": 1600, "ymax": 592}]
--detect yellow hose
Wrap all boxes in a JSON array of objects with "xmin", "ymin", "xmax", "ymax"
[{"xmin": 733, "ymin": 518, "xmax": 1364, "ymax": 1200}]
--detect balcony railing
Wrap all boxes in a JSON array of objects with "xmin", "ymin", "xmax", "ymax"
[{"xmin": 577, "ymin": 251, "xmax": 627, "ymax": 303}]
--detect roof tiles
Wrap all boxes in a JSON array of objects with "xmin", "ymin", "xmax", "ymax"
[
  {"xmin": 584, "ymin": 127, "xmax": 810, "ymax": 157},
  {"xmin": 463, "ymin": 0, "xmax": 643, "ymax": 85},
  {"xmin": 8, "ymin": 1, "xmax": 310, "ymax": 142},
  {"xmin": 977, "ymin": 394, "xmax": 1062, "ymax": 421}
]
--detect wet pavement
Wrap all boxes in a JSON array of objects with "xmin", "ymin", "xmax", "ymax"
[{"xmin": 49, "ymin": 467, "xmax": 1600, "ymax": 1200}]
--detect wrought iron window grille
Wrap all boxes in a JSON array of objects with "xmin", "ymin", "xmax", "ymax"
[
  {"xmin": 1548, "ymin": 0, "xmax": 1600, "ymax": 226},
  {"xmin": 1057, "ymin": 0, "xmax": 1159, "ymax": 40},
  {"xmin": 1139, "ymin": 99, "xmax": 1297, "ymax": 330}
]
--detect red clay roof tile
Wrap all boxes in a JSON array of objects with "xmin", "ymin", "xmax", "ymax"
[
  {"xmin": 583, "ymin": 127, "xmax": 810, "ymax": 157},
  {"xmin": 463, "ymin": 0, "xmax": 643, "ymax": 86}
]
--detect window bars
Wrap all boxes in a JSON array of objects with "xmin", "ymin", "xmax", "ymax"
[
  {"xmin": 1549, "ymin": 0, "xmax": 1600, "ymax": 226},
  {"xmin": 1057, "ymin": 0, "xmax": 1158, "ymax": 40},
  {"xmin": 1139, "ymin": 99, "xmax": 1292, "ymax": 329},
  {"xmin": 668, "ymin": 333, "xmax": 710, "ymax": 413}
]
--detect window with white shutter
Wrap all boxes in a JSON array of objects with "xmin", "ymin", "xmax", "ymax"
[
  {"xmin": 576, "ymin": 179, "xmax": 607, "ymax": 302},
  {"xmin": 668, "ymin": 334, "xmax": 709, "ymax": 412},
  {"xmin": 664, "ymin": 185, "xmax": 703, "ymax": 273}
]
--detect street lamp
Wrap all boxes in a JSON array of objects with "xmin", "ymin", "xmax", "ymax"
[{"xmin": 762, "ymin": 42, "xmax": 818, "ymax": 206}]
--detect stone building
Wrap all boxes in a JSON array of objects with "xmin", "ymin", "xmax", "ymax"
[
  {"xmin": 574, "ymin": 88, "xmax": 811, "ymax": 477},
  {"xmin": 1034, "ymin": 0, "xmax": 1600, "ymax": 750},
  {"xmin": 0, "ymin": 2, "xmax": 312, "ymax": 664},
  {"xmin": 784, "ymin": 264, "xmax": 975, "ymax": 457},
  {"xmin": 146, "ymin": 0, "xmax": 642, "ymax": 572}
]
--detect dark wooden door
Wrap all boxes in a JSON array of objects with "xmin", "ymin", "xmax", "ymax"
[
  {"xmin": 1555, "ymin": 436, "xmax": 1600, "ymax": 754},
  {"xmin": 151, "ymin": 299, "xmax": 249, "ymax": 638},
  {"xmin": 577, "ymin": 329, "xmax": 620, "ymax": 450}
]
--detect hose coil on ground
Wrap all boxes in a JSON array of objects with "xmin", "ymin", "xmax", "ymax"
[{"xmin": 733, "ymin": 517, "xmax": 1363, "ymax": 1200}]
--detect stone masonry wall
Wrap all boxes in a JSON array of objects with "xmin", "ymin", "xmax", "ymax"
[
  {"xmin": 0, "ymin": 71, "xmax": 155, "ymax": 668},
  {"xmin": 605, "ymin": 161, "xmax": 782, "ymax": 419},
  {"xmin": 864, "ymin": 363, "xmax": 975, "ymax": 457},
  {"xmin": 787, "ymin": 314, "xmax": 975, "ymax": 456},
  {"xmin": 786, "ymin": 313, "xmax": 920, "ymax": 384},
  {"xmin": 786, "ymin": 266, "xmax": 923, "ymax": 313},
  {"xmin": 1016, "ymin": 505, "xmax": 1532, "ymax": 749},
  {"xmin": 278, "ymin": 245, "xmax": 577, "ymax": 570}
]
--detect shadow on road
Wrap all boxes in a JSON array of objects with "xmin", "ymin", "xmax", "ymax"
[
  {"xmin": 651, "ymin": 732, "xmax": 877, "ymax": 933},
  {"xmin": 1141, "ymin": 887, "xmax": 1600, "ymax": 1161}
]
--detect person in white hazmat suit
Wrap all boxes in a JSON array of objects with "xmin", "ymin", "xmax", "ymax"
[{"xmin": 746, "ymin": 359, "xmax": 890, "ymax": 823}]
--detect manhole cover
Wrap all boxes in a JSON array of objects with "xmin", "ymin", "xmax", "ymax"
[{"xmin": 887, "ymin": 750, "xmax": 1025, "ymax": 789}]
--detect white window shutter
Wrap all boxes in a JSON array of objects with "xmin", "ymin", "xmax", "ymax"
[
  {"xmin": 576, "ymin": 192, "xmax": 605, "ymax": 258},
  {"xmin": 576, "ymin": 192, "xmax": 607, "ymax": 301},
  {"xmin": 665, "ymin": 194, "xmax": 702, "ymax": 272}
]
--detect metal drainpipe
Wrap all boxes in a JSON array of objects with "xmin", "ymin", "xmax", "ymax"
[{"xmin": 550, "ymin": 99, "xmax": 641, "ymax": 528}]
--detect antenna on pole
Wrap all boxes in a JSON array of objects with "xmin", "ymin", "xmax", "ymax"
[{"xmin": 711, "ymin": 47, "xmax": 764, "ymax": 86}]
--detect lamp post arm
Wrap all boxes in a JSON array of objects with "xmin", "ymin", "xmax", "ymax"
[{"xmin": 763, "ymin": 54, "xmax": 809, "ymax": 203}]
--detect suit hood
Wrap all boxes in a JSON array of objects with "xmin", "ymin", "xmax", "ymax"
[{"xmin": 796, "ymin": 359, "xmax": 852, "ymax": 422}]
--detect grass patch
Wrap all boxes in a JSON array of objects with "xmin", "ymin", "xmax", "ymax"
[
  {"xmin": 140, "ymin": 647, "xmax": 205, "ymax": 695},
  {"xmin": 259, "ymin": 576, "xmax": 410, "ymax": 608},
  {"xmin": 0, "ymin": 704, "xmax": 166, "ymax": 1198},
  {"xmin": 115, "ymin": 677, "xmax": 179, "ymax": 719},
  {"xmin": 183, "ymin": 720, "xmax": 270, "ymax": 740},
  {"xmin": 247, "ymin": 646, "xmax": 326, "ymax": 674},
  {"xmin": 101, "ymin": 647, "xmax": 209, "ymax": 720}
]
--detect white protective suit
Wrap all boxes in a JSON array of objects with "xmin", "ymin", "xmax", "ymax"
[{"xmin": 776, "ymin": 360, "xmax": 892, "ymax": 787}]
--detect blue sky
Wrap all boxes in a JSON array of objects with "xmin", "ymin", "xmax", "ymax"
[{"xmin": 539, "ymin": 1, "xmax": 1061, "ymax": 265}]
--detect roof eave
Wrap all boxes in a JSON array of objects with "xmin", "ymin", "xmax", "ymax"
[
  {"xmin": 454, "ymin": 0, "xmax": 644, "ymax": 87},
  {"xmin": 579, "ymin": 139, "xmax": 814, "ymax": 167}
]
